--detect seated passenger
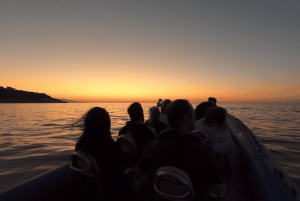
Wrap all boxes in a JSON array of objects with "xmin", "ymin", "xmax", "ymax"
[
  {"xmin": 139, "ymin": 99, "xmax": 225, "ymax": 201},
  {"xmin": 208, "ymin": 97, "xmax": 217, "ymax": 105},
  {"xmin": 145, "ymin": 106, "xmax": 169, "ymax": 135},
  {"xmin": 119, "ymin": 102, "xmax": 156, "ymax": 159},
  {"xmin": 194, "ymin": 106, "xmax": 237, "ymax": 175},
  {"xmin": 72, "ymin": 107, "xmax": 137, "ymax": 201},
  {"xmin": 194, "ymin": 101, "xmax": 216, "ymax": 120},
  {"xmin": 159, "ymin": 99, "xmax": 171, "ymax": 125}
]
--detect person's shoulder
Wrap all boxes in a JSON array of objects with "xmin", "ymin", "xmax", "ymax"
[
  {"xmin": 194, "ymin": 119, "xmax": 208, "ymax": 131},
  {"xmin": 157, "ymin": 120, "xmax": 169, "ymax": 127},
  {"xmin": 188, "ymin": 139, "xmax": 215, "ymax": 156},
  {"xmin": 133, "ymin": 122, "xmax": 151, "ymax": 130},
  {"xmin": 157, "ymin": 129, "xmax": 201, "ymax": 142},
  {"xmin": 137, "ymin": 122, "xmax": 154, "ymax": 131},
  {"xmin": 195, "ymin": 118, "xmax": 205, "ymax": 125},
  {"xmin": 118, "ymin": 125, "xmax": 128, "ymax": 135},
  {"xmin": 129, "ymin": 122, "xmax": 156, "ymax": 136},
  {"xmin": 159, "ymin": 113, "xmax": 167, "ymax": 120},
  {"xmin": 147, "ymin": 125, "xmax": 157, "ymax": 135}
]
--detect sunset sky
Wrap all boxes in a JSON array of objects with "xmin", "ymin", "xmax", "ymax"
[{"xmin": 1, "ymin": 0, "xmax": 300, "ymax": 103}]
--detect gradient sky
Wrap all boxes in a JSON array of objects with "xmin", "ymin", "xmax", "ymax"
[{"xmin": 1, "ymin": 0, "xmax": 300, "ymax": 102}]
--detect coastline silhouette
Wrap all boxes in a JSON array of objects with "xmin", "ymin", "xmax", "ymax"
[{"xmin": 0, "ymin": 86, "xmax": 66, "ymax": 103}]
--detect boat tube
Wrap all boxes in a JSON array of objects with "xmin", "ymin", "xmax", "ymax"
[
  {"xmin": 226, "ymin": 114, "xmax": 300, "ymax": 201},
  {"xmin": 0, "ymin": 114, "xmax": 299, "ymax": 201}
]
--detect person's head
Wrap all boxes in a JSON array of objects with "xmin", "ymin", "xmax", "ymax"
[
  {"xmin": 208, "ymin": 97, "xmax": 217, "ymax": 104},
  {"xmin": 72, "ymin": 107, "xmax": 111, "ymax": 142},
  {"xmin": 195, "ymin": 101, "xmax": 216, "ymax": 119},
  {"xmin": 128, "ymin": 102, "xmax": 144, "ymax": 122},
  {"xmin": 148, "ymin": 106, "xmax": 160, "ymax": 122},
  {"xmin": 167, "ymin": 99, "xmax": 195, "ymax": 132},
  {"xmin": 161, "ymin": 99, "xmax": 171, "ymax": 115},
  {"xmin": 84, "ymin": 107, "xmax": 111, "ymax": 132},
  {"xmin": 204, "ymin": 106, "xmax": 227, "ymax": 127}
]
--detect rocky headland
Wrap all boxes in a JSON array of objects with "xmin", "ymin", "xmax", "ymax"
[{"xmin": 0, "ymin": 87, "xmax": 67, "ymax": 103}]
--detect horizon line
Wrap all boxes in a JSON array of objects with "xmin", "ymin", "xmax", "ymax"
[{"xmin": 59, "ymin": 99, "xmax": 300, "ymax": 104}]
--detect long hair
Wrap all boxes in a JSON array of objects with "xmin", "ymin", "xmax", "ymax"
[
  {"xmin": 70, "ymin": 107, "xmax": 112, "ymax": 145},
  {"xmin": 148, "ymin": 106, "xmax": 160, "ymax": 123}
]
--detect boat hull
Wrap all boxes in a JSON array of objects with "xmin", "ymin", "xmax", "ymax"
[
  {"xmin": 226, "ymin": 114, "xmax": 299, "ymax": 201},
  {"xmin": 0, "ymin": 164, "xmax": 85, "ymax": 201}
]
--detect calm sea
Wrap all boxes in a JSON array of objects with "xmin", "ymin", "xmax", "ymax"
[{"xmin": 0, "ymin": 102, "xmax": 300, "ymax": 192}]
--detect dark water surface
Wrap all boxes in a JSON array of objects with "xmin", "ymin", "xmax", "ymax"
[{"xmin": 0, "ymin": 102, "xmax": 299, "ymax": 192}]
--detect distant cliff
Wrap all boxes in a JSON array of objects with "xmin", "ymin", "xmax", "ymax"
[{"xmin": 0, "ymin": 87, "xmax": 67, "ymax": 103}]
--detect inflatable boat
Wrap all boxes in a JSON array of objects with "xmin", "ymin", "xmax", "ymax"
[{"xmin": 0, "ymin": 114, "xmax": 299, "ymax": 201}]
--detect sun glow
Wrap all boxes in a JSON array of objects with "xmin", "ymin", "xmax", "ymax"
[{"xmin": 1, "ymin": 1, "xmax": 300, "ymax": 103}]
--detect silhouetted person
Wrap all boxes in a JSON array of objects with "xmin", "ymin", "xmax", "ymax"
[
  {"xmin": 139, "ymin": 99, "xmax": 225, "ymax": 201},
  {"xmin": 157, "ymin": 99, "xmax": 163, "ymax": 107},
  {"xmin": 145, "ymin": 106, "xmax": 169, "ymax": 135},
  {"xmin": 73, "ymin": 107, "xmax": 137, "ymax": 201},
  {"xmin": 159, "ymin": 99, "xmax": 171, "ymax": 125},
  {"xmin": 194, "ymin": 106, "xmax": 237, "ymax": 176},
  {"xmin": 119, "ymin": 102, "xmax": 156, "ymax": 159},
  {"xmin": 208, "ymin": 97, "xmax": 217, "ymax": 105},
  {"xmin": 194, "ymin": 101, "xmax": 216, "ymax": 120}
]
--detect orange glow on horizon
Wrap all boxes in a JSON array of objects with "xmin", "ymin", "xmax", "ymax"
[
  {"xmin": 2, "ymin": 61, "xmax": 300, "ymax": 103},
  {"xmin": 52, "ymin": 88, "xmax": 300, "ymax": 103},
  {"xmin": 1, "ymin": 1, "xmax": 300, "ymax": 105}
]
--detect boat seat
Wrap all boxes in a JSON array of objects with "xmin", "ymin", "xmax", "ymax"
[
  {"xmin": 117, "ymin": 134, "xmax": 137, "ymax": 154},
  {"xmin": 154, "ymin": 166, "xmax": 194, "ymax": 201},
  {"xmin": 192, "ymin": 130, "xmax": 209, "ymax": 144},
  {"xmin": 117, "ymin": 134, "xmax": 138, "ymax": 170},
  {"xmin": 148, "ymin": 125, "xmax": 157, "ymax": 135},
  {"xmin": 70, "ymin": 150, "xmax": 102, "ymax": 198}
]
